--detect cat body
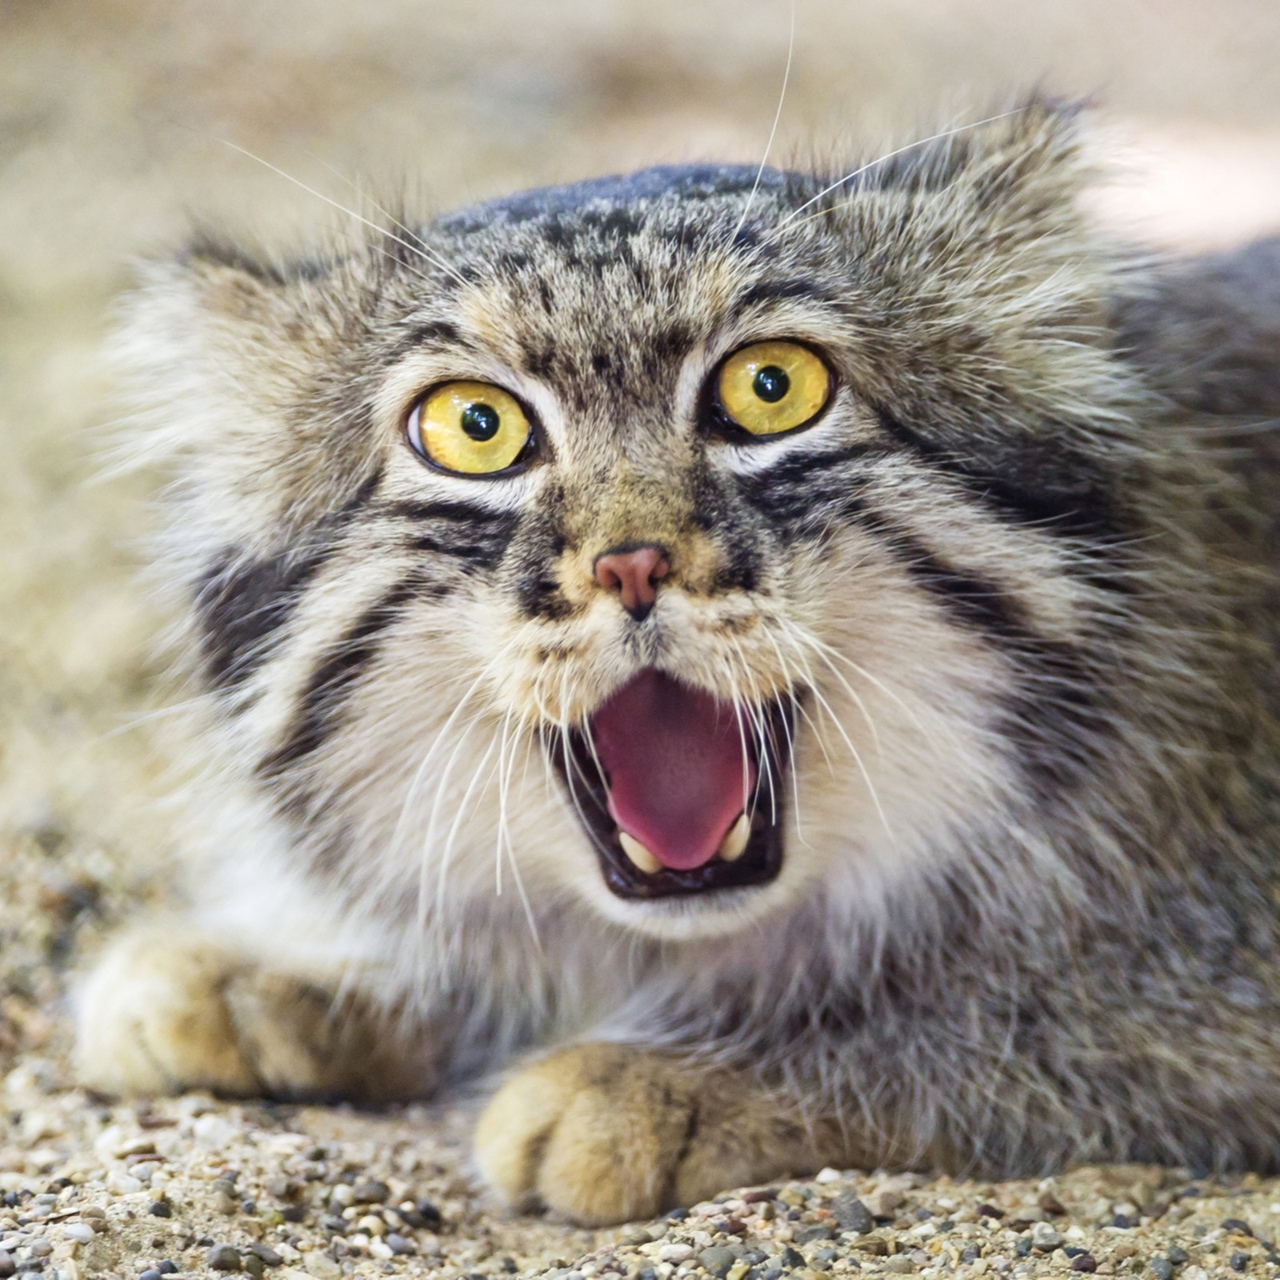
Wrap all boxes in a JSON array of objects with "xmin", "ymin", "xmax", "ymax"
[{"xmin": 77, "ymin": 103, "xmax": 1280, "ymax": 1224}]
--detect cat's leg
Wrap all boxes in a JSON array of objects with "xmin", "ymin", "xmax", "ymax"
[
  {"xmin": 474, "ymin": 1043, "xmax": 864, "ymax": 1226},
  {"xmin": 75, "ymin": 923, "xmax": 433, "ymax": 1102}
]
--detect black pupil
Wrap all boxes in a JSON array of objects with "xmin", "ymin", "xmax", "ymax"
[
  {"xmin": 753, "ymin": 366, "xmax": 790, "ymax": 403},
  {"xmin": 461, "ymin": 403, "xmax": 501, "ymax": 442}
]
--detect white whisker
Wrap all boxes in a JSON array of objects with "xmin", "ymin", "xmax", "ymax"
[
  {"xmin": 216, "ymin": 139, "xmax": 470, "ymax": 287},
  {"xmin": 764, "ymin": 109, "xmax": 1024, "ymax": 245},
  {"xmin": 727, "ymin": 0, "xmax": 796, "ymax": 245}
]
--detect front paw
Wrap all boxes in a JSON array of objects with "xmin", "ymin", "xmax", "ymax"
[
  {"xmin": 474, "ymin": 1043, "xmax": 826, "ymax": 1225},
  {"xmin": 75, "ymin": 926, "xmax": 428, "ymax": 1102}
]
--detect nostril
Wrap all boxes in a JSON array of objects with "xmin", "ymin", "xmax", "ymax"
[{"xmin": 593, "ymin": 544, "xmax": 671, "ymax": 620}]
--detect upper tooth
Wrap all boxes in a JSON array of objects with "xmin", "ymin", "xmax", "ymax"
[
  {"xmin": 718, "ymin": 812, "xmax": 751, "ymax": 862},
  {"xmin": 619, "ymin": 831, "xmax": 662, "ymax": 874}
]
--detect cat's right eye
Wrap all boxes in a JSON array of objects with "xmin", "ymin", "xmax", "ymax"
[
  {"xmin": 408, "ymin": 381, "xmax": 533, "ymax": 476},
  {"xmin": 716, "ymin": 341, "xmax": 832, "ymax": 436}
]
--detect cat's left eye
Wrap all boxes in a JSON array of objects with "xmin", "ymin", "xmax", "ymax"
[
  {"xmin": 717, "ymin": 341, "xmax": 832, "ymax": 436},
  {"xmin": 408, "ymin": 381, "xmax": 533, "ymax": 476}
]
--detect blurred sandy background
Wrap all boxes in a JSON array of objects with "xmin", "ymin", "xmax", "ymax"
[{"xmin": 1, "ymin": 0, "xmax": 1279, "ymax": 1132}]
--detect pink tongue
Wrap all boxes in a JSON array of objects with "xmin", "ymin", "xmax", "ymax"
[{"xmin": 590, "ymin": 669, "xmax": 755, "ymax": 872}]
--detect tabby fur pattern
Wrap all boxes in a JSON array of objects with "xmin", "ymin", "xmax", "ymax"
[{"xmin": 76, "ymin": 101, "xmax": 1280, "ymax": 1225}]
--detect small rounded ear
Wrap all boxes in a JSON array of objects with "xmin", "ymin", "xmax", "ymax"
[
  {"xmin": 112, "ymin": 234, "xmax": 380, "ymax": 553},
  {"xmin": 882, "ymin": 96, "xmax": 1091, "ymax": 224},
  {"xmin": 811, "ymin": 96, "xmax": 1091, "ymax": 244},
  {"xmin": 165, "ymin": 230, "xmax": 340, "ymax": 326}
]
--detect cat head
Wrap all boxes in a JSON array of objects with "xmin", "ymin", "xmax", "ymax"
[{"xmin": 121, "ymin": 101, "xmax": 1147, "ymax": 944}]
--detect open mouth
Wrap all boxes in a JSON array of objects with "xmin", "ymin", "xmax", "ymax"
[{"xmin": 552, "ymin": 669, "xmax": 793, "ymax": 900}]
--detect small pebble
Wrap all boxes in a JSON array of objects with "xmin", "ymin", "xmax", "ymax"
[
  {"xmin": 833, "ymin": 1195, "xmax": 874, "ymax": 1235},
  {"xmin": 1229, "ymin": 1253, "xmax": 1249, "ymax": 1272},
  {"xmin": 149, "ymin": 1201, "xmax": 171, "ymax": 1218},
  {"xmin": 351, "ymin": 1181, "xmax": 390, "ymax": 1205},
  {"xmin": 407, "ymin": 1199, "xmax": 443, "ymax": 1228},
  {"xmin": 243, "ymin": 1253, "xmax": 264, "ymax": 1279},
  {"xmin": 158, "ymin": 1265, "xmax": 179, "ymax": 1276},
  {"xmin": 1167, "ymin": 1246, "xmax": 1190, "ymax": 1265},
  {"xmin": 140, "ymin": 1271, "xmax": 163, "ymax": 1280},
  {"xmin": 1031, "ymin": 1224, "xmax": 1065, "ymax": 1251},
  {"xmin": 697, "ymin": 1246, "xmax": 738, "ymax": 1277},
  {"xmin": 206, "ymin": 1243, "xmax": 243, "ymax": 1271},
  {"xmin": 246, "ymin": 1243, "xmax": 283, "ymax": 1265},
  {"xmin": 1223, "ymin": 1220, "xmax": 1254, "ymax": 1237},
  {"xmin": 303, "ymin": 1255, "xmax": 341, "ymax": 1280},
  {"xmin": 658, "ymin": 1244, "xmax": 694, "ymax": 1264},
  {"xmin": 864, "ymin": 1188, "xmax": 905, "ymax": 1219},
  {"xmin": 1148, "ymin": 1261, "xmax": 1174, "ymax": 1280},
  {"xmin": 62, "ymin": 1224, "xmax": 94, "ymax": 1244},
  {"xmin": 384, "ymin": 1233, "xmax": 414, "ymax": 1256},
  {"xmin": 1070, "ymin": 1256, "xmax": 1098, "ymax": 1273},
  {"xmin": 796, "ymin": 1225, "xmax": 833, "ymax": 1244}
]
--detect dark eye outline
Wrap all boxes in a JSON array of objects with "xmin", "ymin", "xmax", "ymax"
[
  {"xmin": 404, "ymin": 383, "xmax": 542, "ymax": 479},
  {"xmin": 700, "ymin": 339, "xmax": 837, "ymax": 444}
]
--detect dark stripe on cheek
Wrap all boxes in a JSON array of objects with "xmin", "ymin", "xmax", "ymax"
[
  {"xmin": 863, "ymin": 514, "xmax": 1112, "ymax": 792},
  {"xmin": 382, "ymin": 500, "xmax": 518, "ymax": 568},
  {"xmin": 194, "ymin": 468, "xmax": 384, "ymax": 693},
  {"xmin": 735, "ymin": 446, "xmax": 879, "ymax": 528},
  {"xmin": 195, "ymin": 547, "xmax": 331, "ymax": 690},
  {"xmin": 866, "ymin": 517, "xmax": 1028, "ymax": 641},
  {"xmin": 875, "ymin": 408, "xmax": 1125, "ymax": 541},
  {"xmin": 257, "ymin": 573, "xmax": 424, "ymax": 779}
]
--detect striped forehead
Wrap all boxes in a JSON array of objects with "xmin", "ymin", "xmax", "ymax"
[
  {"xmin": 418, "ymin": 196, "xmax": 820, "ymax": 419},
  {"xmin": 456, "ymin": 248, "xmax": 732, "ymax": 408}
]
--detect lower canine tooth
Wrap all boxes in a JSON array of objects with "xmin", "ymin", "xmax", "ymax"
[
  {"xmin": 619, "ymin": 831, "xmax": 662, "ymax": 874},
  {"xmin": 719, "ymin": 812, "xmax": 751, "ymax": 862}
]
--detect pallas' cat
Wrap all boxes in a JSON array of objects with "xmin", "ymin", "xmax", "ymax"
[{"xmin": 77, "ymin": 101, "xmax": 1280, "ymax": 1225}]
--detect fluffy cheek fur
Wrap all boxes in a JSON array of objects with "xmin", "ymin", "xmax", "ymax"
[{"xmin": 340, "ymin": 527, "xmax": 1019, "ymax": 944}]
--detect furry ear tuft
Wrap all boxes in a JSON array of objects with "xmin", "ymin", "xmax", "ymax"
[{"xmin": 827, "ymin": 96, "xmax": 1091, "ymax": 232}]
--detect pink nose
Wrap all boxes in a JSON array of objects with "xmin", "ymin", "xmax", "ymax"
[{"xmin": 593, "ymin": 545, "xmax": 671, "ymax": 621}]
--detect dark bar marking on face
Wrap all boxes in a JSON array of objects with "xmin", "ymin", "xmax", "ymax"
[{"xmin": 258, "ymin": 572, "xmax": 425, "ymax": 779}]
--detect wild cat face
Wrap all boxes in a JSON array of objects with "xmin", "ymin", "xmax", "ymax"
[{"xmin": 131, "ymin": 104, "xmax": 1142, "ymax": 941}]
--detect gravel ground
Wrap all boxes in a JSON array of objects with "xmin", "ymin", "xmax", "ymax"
[
  {"xmin": 3, "ymin": 4, "xmax": 1280, "ymax": 1280},
  {"xmin": 5, "ymin": 1074, "xmax": 1280, "ymax": 1280}
]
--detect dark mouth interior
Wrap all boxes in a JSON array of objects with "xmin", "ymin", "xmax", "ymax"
[{"xmin": 550, "ymin": 680, "xmax": 795, "ymax": 901}]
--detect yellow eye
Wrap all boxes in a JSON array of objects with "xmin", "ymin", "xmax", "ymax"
[
  {"xmin": 409, "ymin": 381, "xmax": 532, "ymax": 475},
  {"xmin": 717, "ymin": 341, "xmax": 832, "ymax": 436}
]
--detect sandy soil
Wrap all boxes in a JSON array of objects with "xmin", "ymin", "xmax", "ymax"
[{"xmin": 2, "ymin": 2, "xmax": 1280, "ymax": 1278}]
